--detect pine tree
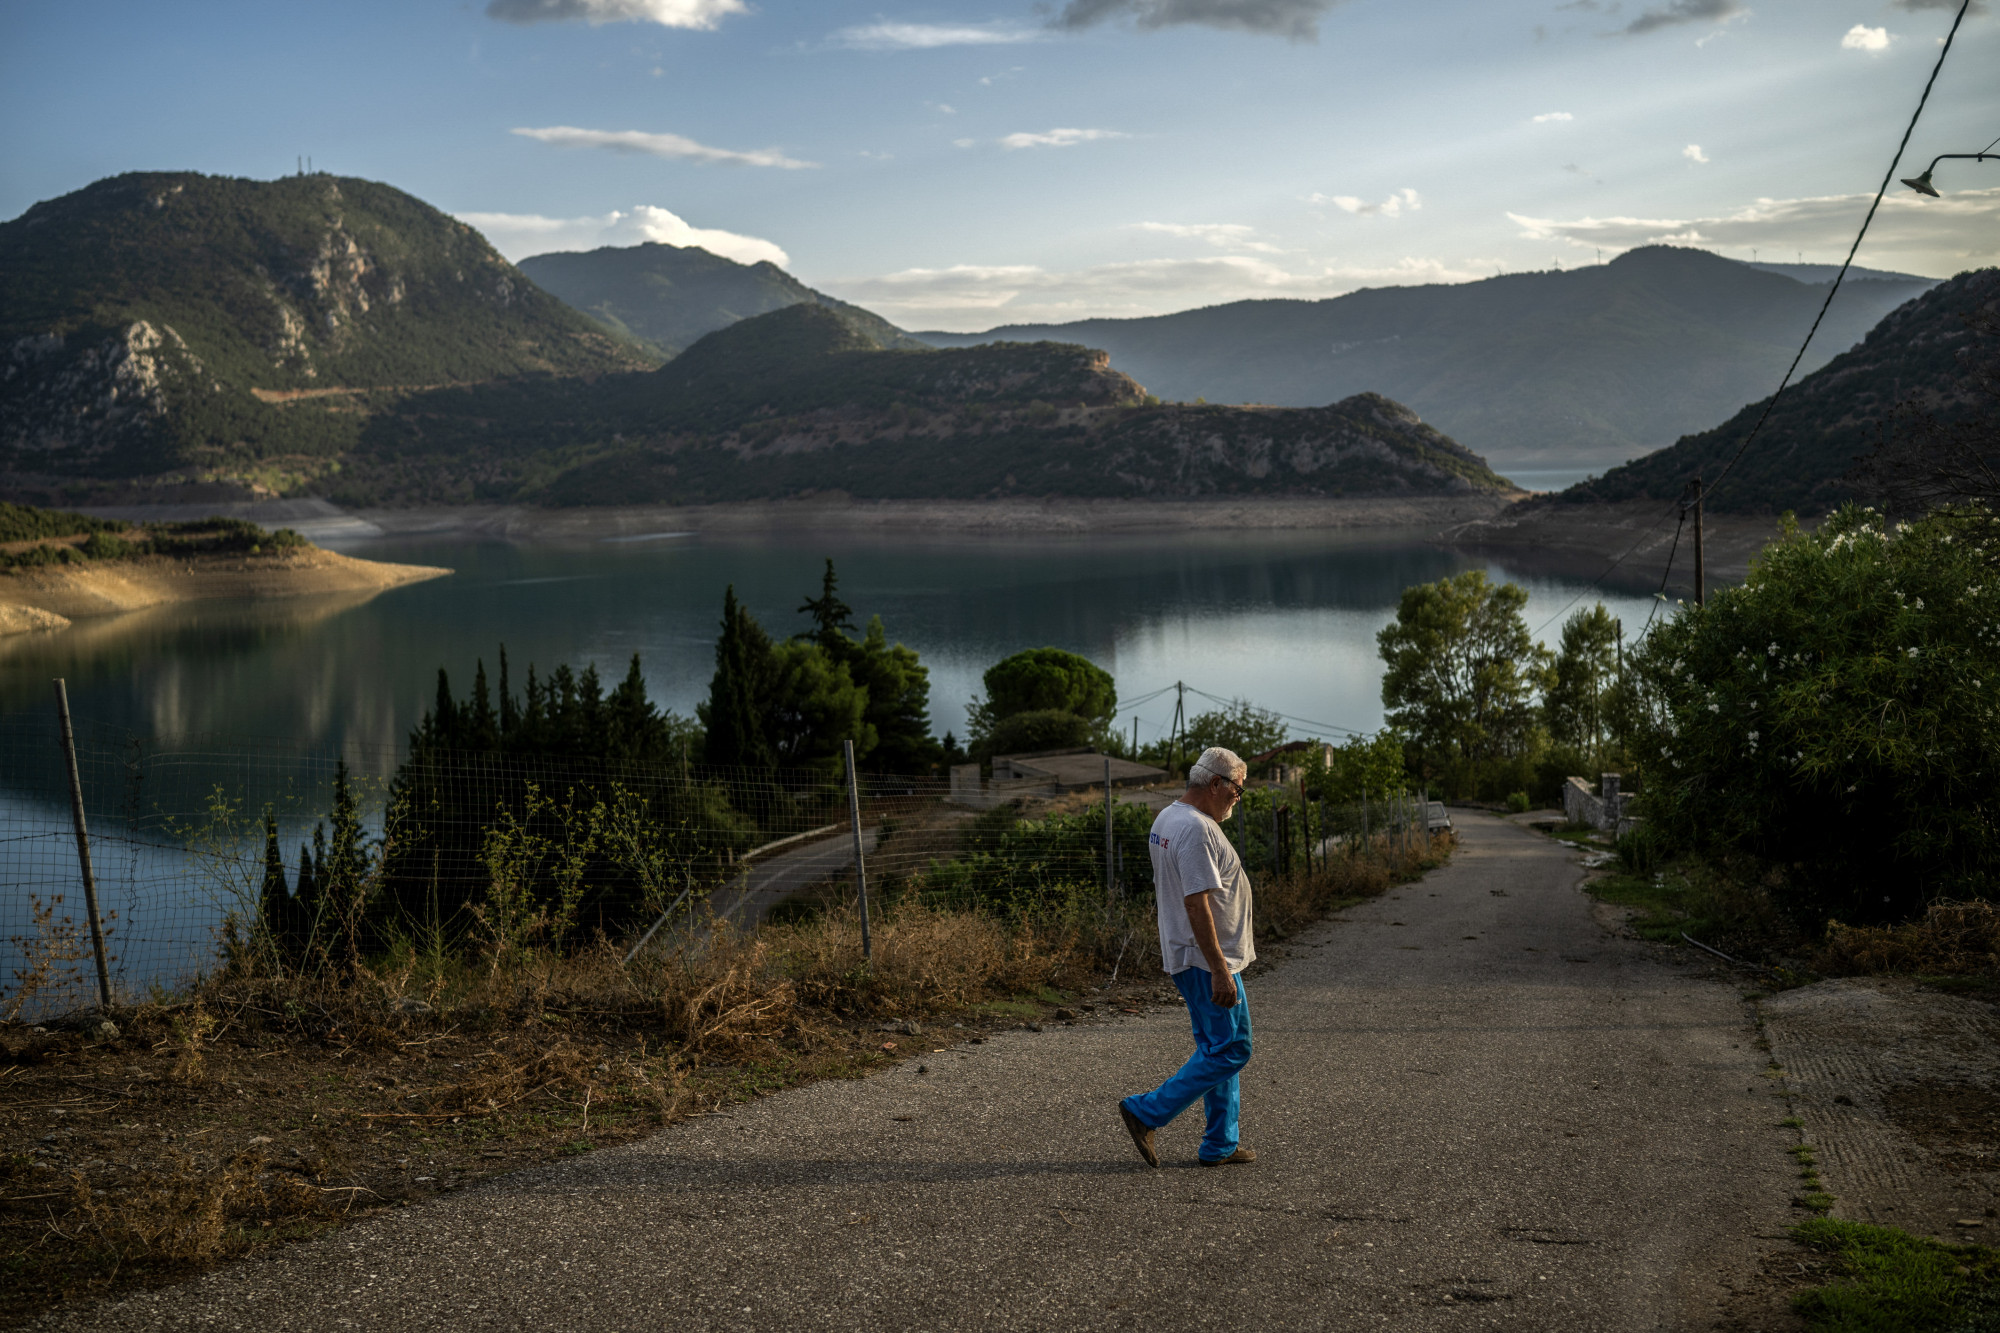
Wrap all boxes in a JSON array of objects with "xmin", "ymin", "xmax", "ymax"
[{"xmin": 797, "ymin": 558, "xmax": 856, "ymax": 654}]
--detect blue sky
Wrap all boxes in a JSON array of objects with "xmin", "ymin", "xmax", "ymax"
[{"xmin": 4, "ymin": 0, "xmax": 1995, "ymax": 329}]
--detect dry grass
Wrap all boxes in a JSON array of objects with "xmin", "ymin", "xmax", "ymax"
[
  {"xmin": 1816, "ymin": 900, "xmax": 2000, "ymax": 977},
  {"xmin": 2, "ymin": 829, "xmax": 1451, "ymax": 1326}
]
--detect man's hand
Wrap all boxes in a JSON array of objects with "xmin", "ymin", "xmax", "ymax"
[{"xmin": 1186, "ymin": 889, "xmax": 1238, "ymax": 1008}]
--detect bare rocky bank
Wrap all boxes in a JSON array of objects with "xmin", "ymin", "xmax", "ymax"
[{"xmin": 0, "ymin": 547, "xmax": 450, "ymax": 635}]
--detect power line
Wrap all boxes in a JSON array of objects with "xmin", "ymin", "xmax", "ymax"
[
  {"xmin": 1533, "ymin": 0, "xmax": 1970, "ymax": 639},
  {"xmin": 1705, "ymin": 0, "xmax": 1972, "ymax": 506}
]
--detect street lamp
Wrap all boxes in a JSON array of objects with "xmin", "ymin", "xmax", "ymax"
[{"xmin": 1901, "ymin": 151, "xmax": 1996, "ymax": 197}]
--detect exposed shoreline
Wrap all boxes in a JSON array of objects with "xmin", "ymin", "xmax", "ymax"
[
  {"xmin": 1441, "ymin": 497, "xmax": 1800, "ymax": 588},
  {"xmin": 60, "ymin": 493, "xmax": 1808, "ymax": 589},
  {"xmin": 204, "ymin": 493, "xmax": 1524, "ymax": 543},
  {"xmin": 0, "ymin": 547, "xmax": 451, "ymax": 636}
]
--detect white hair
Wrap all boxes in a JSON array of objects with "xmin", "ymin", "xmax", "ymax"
[{"xmin": 1187, "ymin": 746, "xmax": 1246, "ymax": 791}]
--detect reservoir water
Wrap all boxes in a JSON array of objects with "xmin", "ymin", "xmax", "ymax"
[
  {"xmin": 0, "ymin": 525, "xmax": 1659, "ymax": 1001},
  {"xmin": 1, "ymin": 526, "xmax": 1659, "ymax": 767}
]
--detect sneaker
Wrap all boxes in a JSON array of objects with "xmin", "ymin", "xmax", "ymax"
[
  {"xmin": 1118, "ymin": 1102, "xmax": 1160, "ymax": 1168},
  {"xmin": 1199, "ymin": 1146, "xmax": 1258, "ymax": 1167}
]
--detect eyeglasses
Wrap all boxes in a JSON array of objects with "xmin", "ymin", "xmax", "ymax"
[{"xmin": 1215, "ymin": 774, "xmax": 1246, "ymax": 798}]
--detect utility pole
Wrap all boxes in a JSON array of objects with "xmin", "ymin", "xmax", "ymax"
[
  {"xmin": 1169, "ymin": 681, "xmax": 1187, "ymax": 775},
  {"xmin": 1692, "ymin": 474, "xmax": 1706, "ymax": 607}
]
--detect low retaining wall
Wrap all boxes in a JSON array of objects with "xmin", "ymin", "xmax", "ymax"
[{"xmin": 1564, "ymin": 773, "xmax": 1639, "ymax": 837}]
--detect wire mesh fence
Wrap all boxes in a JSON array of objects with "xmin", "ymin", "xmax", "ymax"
[{"xmin": 3, "ymin": 697, "xmax": 1444, "ymax": 1020}]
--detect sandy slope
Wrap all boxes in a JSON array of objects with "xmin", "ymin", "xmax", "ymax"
[{"xmin": 0, "ymin": 548, "xmax": 449, "ymax": 633}]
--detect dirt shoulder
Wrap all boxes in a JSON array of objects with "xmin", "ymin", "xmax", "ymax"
[{"xmin": 0, "ymin": 549, "xmax": 449, "ymax": 631}]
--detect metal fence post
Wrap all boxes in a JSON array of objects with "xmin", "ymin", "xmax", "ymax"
[
  {"xmin": 844, "ymin": 739, "xmax": 872, "ymax": 962},
  {"xmin": 52, "ymin": 680, "xmax": 113, "ymax": 1011},
  {"xmin": 1103, "ymin": 757, "xmax": 1115, "ymax": 910}
]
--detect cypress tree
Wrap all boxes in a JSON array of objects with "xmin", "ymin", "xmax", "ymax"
[
  {"xmin": 498, "ymin": 645, "xmax": 517, "ymax": 739},
  {"xmin": 295, "ymin": 834, "xmax": 320, "ymax": 962},
  {"xmin": 259, "ymin": 810, "xmax": 290, "ymax": 965},
  {"xmin": 701, "ymin": 586, "xmax": 777, "ymax": 772}
]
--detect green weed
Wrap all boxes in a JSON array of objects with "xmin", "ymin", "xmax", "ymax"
[{"xmin": 1792, "ymin": 1217, "xmax": 2000, "ymax": 1330}]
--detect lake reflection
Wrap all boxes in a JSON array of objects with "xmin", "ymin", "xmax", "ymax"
[{"xmin": 0, "ymin": 526, "xmax": 1661, "ymax": 767}]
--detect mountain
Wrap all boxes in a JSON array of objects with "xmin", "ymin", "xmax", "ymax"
[
  {"xmin": 342, "ymin": 304, "xmax": 1513, "ymax": 505},
  {"xmin": 517, "ymin": 241, "xmax": 918, "ymax": 359},
  {"xmin": 1551, "ymin": 267, "xmax": 2000, "ymax": 514},
  {"xmin": 0, "ymin": 171, "xmax": 655, "ymax": 489},
  {"xmin": 915, "ymin": 247, "xmax": 1938, "ymax": 472},
  {"xmin": 1743, "ymin": 261, "xmax": 1936, "ymax": 285}
]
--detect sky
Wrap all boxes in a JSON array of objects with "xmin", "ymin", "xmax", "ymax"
[{"xmin": 3, "ymin": 0, "xmax": 1996, "ymax": 331}]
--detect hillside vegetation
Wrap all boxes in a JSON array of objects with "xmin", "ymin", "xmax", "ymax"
[
  {"xmin": 917, "ymin": 247, "xmax": 1936, "ymax": 470},
  {"xmin": 518, "ymin": 241, "xmax": 917, "ymax": 359},
  {"xmin": 343, "ymin": 304, "xmax": 1512, "ymax": 504},
  {"xmin": 0, "ymin": 172, "xmax": 655, "ymax": 489},
  {"xmin": 1555, "ymin": 268, "xmax": 1999, "ymax": 514}
]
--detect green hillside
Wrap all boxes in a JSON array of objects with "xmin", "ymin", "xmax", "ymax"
[
  {"xmin": 917, "ymin": 247, "xmax": 1937, "ymax": 471},
  {"xmin": 518, "ymin": 241, "xmax": 916, "ymax": 359},
  {"xmin": 0, "ymin": 171, "xmax": 656, "ymax": 487},
  {"xmin": 1556, "ymin": 268, "xmax": 1998, "ymax": 514},
  {"xmin": 338, "ymin": 304, "xmax": 1510, "ymax": 505}
]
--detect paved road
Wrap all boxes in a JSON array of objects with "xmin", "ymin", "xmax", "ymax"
[
  {"xmin": 59, "ymin": 813, "xmax": 1798, "ymax": 1332},
  {"xmin": 702, "ymin": 828, "xmax": 883, "ymax": 932}
]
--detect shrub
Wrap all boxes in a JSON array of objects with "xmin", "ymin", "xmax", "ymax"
[
  {"xmin": 80, "ymin": 531, "xmax": 134, "ymax": 560},
  {"xmin": 976, "ymin": 708, "xmax": 1096, "ymax": 760},
  {"xmin": 1630, "ymin": 504, "xmax": 2000, "ymax": 925}
]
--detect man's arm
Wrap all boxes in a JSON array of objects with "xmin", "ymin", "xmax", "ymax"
[{"xmin": 1185, "ymin": 890, "xmax": 1238, "ymax": 1008}]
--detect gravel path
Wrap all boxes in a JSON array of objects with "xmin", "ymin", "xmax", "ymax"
[{"xmin": 52, "ymin": 812, "xmax": 1799, "ymax": 1331}]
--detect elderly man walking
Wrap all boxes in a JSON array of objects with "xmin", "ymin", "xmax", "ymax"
[{"xmin": 1119, "ymin": 745, "xmax": 1257, "ymax": 1168}]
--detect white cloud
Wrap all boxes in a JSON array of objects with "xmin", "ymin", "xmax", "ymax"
[
  {"xmin": 822, "ymin": 253, "xmax": 1486, "ymax": 329},
  {"xmin": 1310, "ymin": 187, "xmax": 1422, "ymax": 218},
  {"xmin": 1841, "ymin": 24, "xmax": 1892, "ymax": 51},
  {"xmin": 1505, "ymin": 186, "xmax": 2000, "ymax": 275},
  {"xmin": 831, "ymin": 21, "xmax": 1042, "ymax": 49},
  {"xmin": 510, "ymin": 125, "xmax": 816, "ymax": 169},
  {"xmin": 1683, "ymin": 143, "xmax": 1710, "ymax": 164},
  {"xmin": 1052, "ymin": 0, "xmax": 1347, "ymax": 41},
  {"xmin": 1134, "ymin": 222, "xmax": 1284, "ymax": 253},
  {"xmin": 484, "ymin": 0, "xmax": 745, "ymax": 30},
  {"xmin": 1532, "ymin": 111, "xmax": 1574, "ymax": 123},
  {"xmin": 999, "ymin": 127, "xmax": 1129, "ymax": 149},
  {"xmin": 457, "ymin": 205, "xmax": 790, "ymax": 267}
]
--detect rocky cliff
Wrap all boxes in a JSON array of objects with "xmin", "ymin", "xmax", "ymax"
[{"xmin": 0, "ymin": 172, "xmax": 654, "ymax": 491}]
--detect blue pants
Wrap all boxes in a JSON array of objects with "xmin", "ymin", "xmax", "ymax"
[{"xmin": 1121, "ymin": 967, "xmax": 1253, "ymax": 1162}]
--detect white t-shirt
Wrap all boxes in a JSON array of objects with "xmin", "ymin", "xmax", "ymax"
[{"xmin": 1148, "ymin": 800, "xmax": 1256, "ymax": 976}]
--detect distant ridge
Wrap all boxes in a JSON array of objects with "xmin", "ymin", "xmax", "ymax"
[
  {"xmin": 1743, "ymin": 261, "xmax": 1937, "ymax": 285},
  {"xmin": 1551, "ymin": 267, "xmax": 1999, "ymax": 514},
  {"xmin": 348, "ymin": 304, "xmax": 1515, "ymax": 506},
  {"xmin": 519, "ymin": 241, "xmax": 919, "ymax": 360},
  {"xmin": 916, "ymin": 247, "xmax": 1936, "ymax": 471}
]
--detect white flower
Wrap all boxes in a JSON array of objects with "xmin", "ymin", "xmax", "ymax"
[
  {"xmin": 1708, "ymin": 703, "xmax": 1720, "ymax": 713},
  {"xmin": 1908, "ymin": 647, "xmax": 1920, "ymax": 658},
  {"xmin": 1768, "ymin": 643, "xmax": 1779, "ymax": 655},
  {"xmin": 1914, "ymin": 598, "xmax": 1925, "ymax": 610},
  {"xmin": 1748, "ymin": 731, "xmax": 1760, "ymax": 742}
]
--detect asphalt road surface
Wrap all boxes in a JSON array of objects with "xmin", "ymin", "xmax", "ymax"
[{"xmin": 57, "ymin": 812, "xmax": 1797, "ymax": 1331}]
